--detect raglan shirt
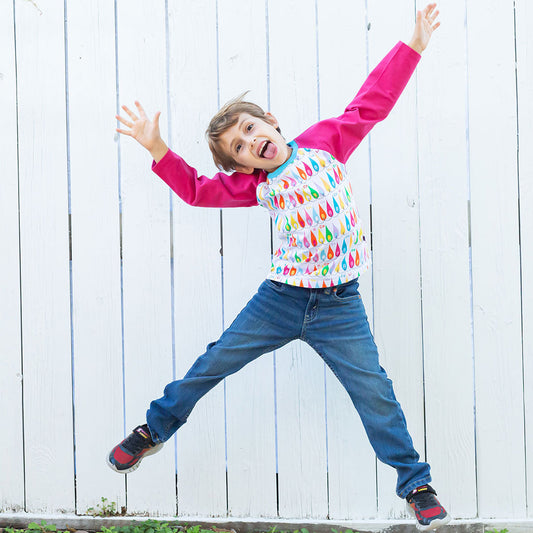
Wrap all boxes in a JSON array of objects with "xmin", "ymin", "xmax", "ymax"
[{"xmin": 152, "ymin": 41, "xmax": 421, "ymax": 288}]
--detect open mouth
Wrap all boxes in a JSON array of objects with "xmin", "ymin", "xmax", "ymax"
[
  {"xmin": 259, "ymin": 140, "xmax": 277, "ymax": 159},
  {"xmin": 259, "ymin": 140, "xmax": 270, "ymax": 157}
]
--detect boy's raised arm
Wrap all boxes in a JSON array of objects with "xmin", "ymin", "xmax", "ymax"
[
  {"xmin": 151, "ymin": 149, "xmax": 264, "ymax": 208},
  {"xmin": 116, "ymin": 100, "xmax": 264, "ymax": 208},
  {"xmin": 294, "ymin": 3, "xmax": 439, "ymax": 164}
]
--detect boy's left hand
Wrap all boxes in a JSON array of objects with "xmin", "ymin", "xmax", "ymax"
[{"xmin": 408, "ymin": 3, "xmax": 440, "ymax": 54}]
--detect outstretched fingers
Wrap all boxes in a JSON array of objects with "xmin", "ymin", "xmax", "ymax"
[
  {"xmin": 116, "ymin": 113, "xmax": 132, "ymax": 128},
  {"xmin": 429, "ymin": 9, "xmax": 439, "ymax": 25},
  {"xmin": 424, "ymin": 3, "xmax": 437, "ymax": 17},
  {"xmin": 135, "ymin": 100, "xmax": 148, "ymax": 119},
  {"xmin": 421, "ymin": 3, "xmax": 440, "ymax": 32},
  {"xmin": 121, "ymin": 104, "xmax": 138, "ymax": 121}
]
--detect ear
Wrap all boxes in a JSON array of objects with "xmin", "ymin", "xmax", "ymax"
[
  {"xmin": 234, "ymin": 164, "xmax": 255, "ymax": 175},
  {"xmin": 264, "ymin": 112, "xmax": 279, "ymax": 129}
]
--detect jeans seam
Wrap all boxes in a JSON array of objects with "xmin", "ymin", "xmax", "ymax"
[
  {"xmin": 300, "ymin": 336, "xmax": 345, "ymax": 386},
  {"xmin": 301, "ymin": 336, "xmax": 429, "ymax": 500},
  {"xmin": 332, "ymin": 294, "xmax": 362, "ymax": 303}
]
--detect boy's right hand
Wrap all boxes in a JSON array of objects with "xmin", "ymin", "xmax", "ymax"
[{"xmin": 116, "ymin": 101, "xmax": 168, "ymax": 163}]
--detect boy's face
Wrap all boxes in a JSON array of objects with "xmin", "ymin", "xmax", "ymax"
[{"xmin": 218, "ymin": 112, "xmax": 292, "ymax": 174}]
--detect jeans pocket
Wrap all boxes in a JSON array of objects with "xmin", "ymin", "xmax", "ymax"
[
  {"xmin": 265, "ymin": 279, "xmax": 287, "ymax": 291},
  {"xmin": 332, "ymin": 279, "xmax": 361, "ymax": 301}
]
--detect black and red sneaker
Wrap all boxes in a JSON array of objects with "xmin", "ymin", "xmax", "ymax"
[
  {"xmin": 406, "ymin": 484, "xmax": 451, "ymax": 531},
  {"xmin": 107, "ymin": 424, "xmax": 164, "ymax": 474}
]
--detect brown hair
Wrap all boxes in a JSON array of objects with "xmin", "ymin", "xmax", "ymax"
[{"xmin": 206, "ymin": 92, "xmax": 281, "ymax": 172}]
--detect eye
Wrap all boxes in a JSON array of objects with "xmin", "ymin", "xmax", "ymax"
[
  {"xmin": 236, "ymin": 144, "xmax": 242, "ymax": 153},
  {"xmin": 246, "ymin": 123, "xmax": 253, "ymax": 132}
]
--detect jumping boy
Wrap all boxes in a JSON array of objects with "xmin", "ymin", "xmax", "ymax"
[{"xmin": 109, "ymin": 4, "xmax": 450, "ymax": 530}]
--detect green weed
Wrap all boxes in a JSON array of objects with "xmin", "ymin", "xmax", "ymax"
[
  {"xmin": 87, "ymin": 497, "xmax": 120, "ymax": 517},
  {"xmin": 3, "ymin": 520, "xmax": 364, "ymax": 533},
  {"xmin": 8, "ymin": 521, "xmax": 58, "ymax": 533},
  {"xmin": 97, "ymin": 522, "xmax": 224, "ymax": 533}
]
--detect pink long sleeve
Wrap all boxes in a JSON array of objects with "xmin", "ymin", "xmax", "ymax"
[
  {"xmin": 151, "ymin": 149, "xmax": 266, "ymax": 207},
  {"xmin": 294, "ymin": 41, "xmax": 421, "ymax": 163}
]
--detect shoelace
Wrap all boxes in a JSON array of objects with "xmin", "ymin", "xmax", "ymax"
[{"xmin": 122, "ymin": 426, "xmax": 153, "ymax": 455}]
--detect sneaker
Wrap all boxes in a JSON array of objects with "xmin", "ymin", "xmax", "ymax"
[
  {"xmin": 406, "ymin": 484, "xmax": 451, "ymax": 531},
  {"xmin": 107, "ymin": 424, "xmax": 164, "ymax": 474}
]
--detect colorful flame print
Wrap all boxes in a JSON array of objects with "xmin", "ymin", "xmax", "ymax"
[
  {"xmin": 258, "ymin": 147, "xmax": 369, "ymax": 286},
  {"xmin": 309, "ymin": 186, "xmax": 319, "ymax": 199},
  {"xmin": 291, "ymin": 215, "xmax": 298, "ymax": 229}
]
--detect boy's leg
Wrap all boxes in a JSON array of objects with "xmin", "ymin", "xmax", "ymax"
[
  {"xmin": 301, "ymin": 279, "xmax": 430, "ymax": 498},
  {"xmin": 146, "ymin": 279, "xmax": 303, "ymax": 443}
]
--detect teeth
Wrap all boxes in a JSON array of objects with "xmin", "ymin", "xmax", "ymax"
[{"xmin": 260, "ymin": 141, "xmax": 269, "ymax": 157}]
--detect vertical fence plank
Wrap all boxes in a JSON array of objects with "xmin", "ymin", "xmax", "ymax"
[
  {"xmin": 416, "ymin": 0, "xmax": 477, "ymax": 518},
  {"xmin": 14, "ymin": 0, "xmax": 75, "ymax": 513},
  {"xmin": 218, "ymin": 0, "xmax": 277, "ymax": 518},
  {"xmin": 316, "ymin": 0, "xmax": 377, "ymax": 520},
  {"xmin": 116, "ymin": 0, "xmax": 175, "ymax": 514},
  {"xmin": 516, "ymin": 0, "xmax": 533, "ymax": 518},
  {"xmin": 269, "ymin": 0, "xmax": 328, "ymax": 519},
  {"xmin": 67, "ymin": 0, "xmax": 125, "ymax": 513},
  {"xmin": 167, "ymin": 0, "xmax": 227, "ymax": 517},
  {"xmin": 0, "ymin": 0, "xmax": 24, "ymax": 512},
  {"xmin": 366, "ymin": 1, "xmax": 425, "ymax": 518},
  {"xmin": 467, "ymin": 0, "xmax": 525, "ymax": 518}
]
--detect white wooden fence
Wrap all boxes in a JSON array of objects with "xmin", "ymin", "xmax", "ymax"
[{"xmin": 1, "ymin": 0, "xmax": 532, "ymax": 524}]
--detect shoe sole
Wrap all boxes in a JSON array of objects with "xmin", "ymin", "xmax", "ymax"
[
  {"xmin": 406, "ymin": 501, "xmax": 452, "ymax": 531},
  {"xmin": 106, "ymin": 442, "xmax": 164, "ymax": 474}
]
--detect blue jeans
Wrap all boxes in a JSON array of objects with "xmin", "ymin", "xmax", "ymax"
[{"xmin": 146, "ymin": 278, "xmax": 431, "ymax": 498}]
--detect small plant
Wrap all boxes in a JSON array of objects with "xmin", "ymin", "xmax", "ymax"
[
  {"xmin": 27, "ymin": 521, "xmax": 57, "ymax": 533},
  {"xmin": 4, "ymin": 521, "xmax": 365, "ymax": 533},
  {"xmin": 87, "ymin": 497, "xmax": 119, "ymax": 517},
  {"xmin": 485, "ymin": 529, "xmax": 509, "ymax": 533},
  {"xmin": 96, "ymin": 523, "xmax": 222, "ymax": 533}
]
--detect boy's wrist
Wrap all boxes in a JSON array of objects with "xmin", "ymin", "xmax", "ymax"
[
  {"xmin": 150, "ymin": 139, "xmax": 169, "ymax": 163},
  {"xmin": 407, "ymin": 39, "xmax": 424, "ymax": 54}
]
